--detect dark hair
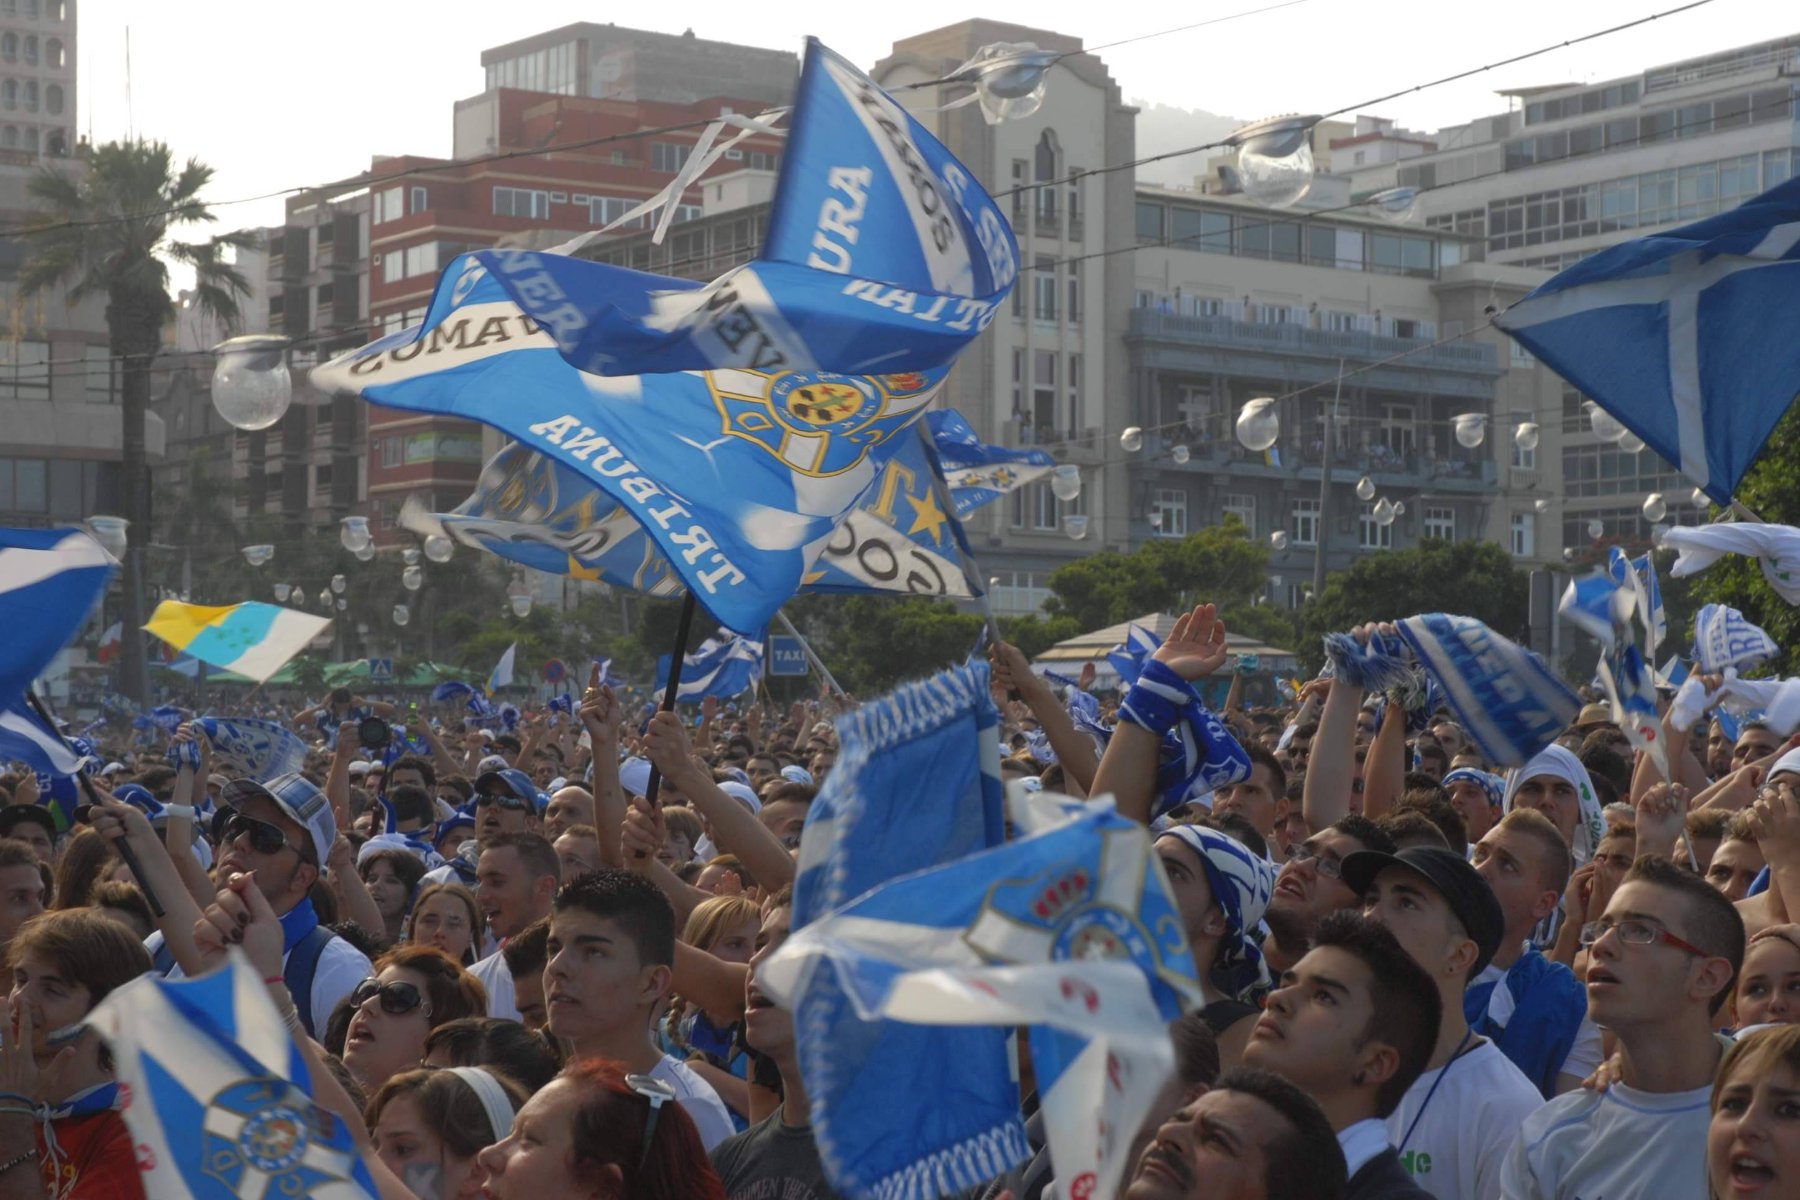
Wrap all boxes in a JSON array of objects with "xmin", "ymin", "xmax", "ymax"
[
  {"xmin": 359, "ymin": 848, "xmax": 427, "ymax": 900},
  {"xmin": 366, "ymin": 1066, "xmax": 528, "ymax": 1156},
  {"xmin": 329, "ymin": 920, "xmax": 384, "ymax": 962},
  {"xmin": 137, "ymin": 766, "xmax": 176, "ymax": 799},
  {"xmin": 1395, "ymin": 793, "xmax": 1468, "ymax": 855},
  {"xmin": 702, "ymin": 854, "xmax": 757, "ymax": 892},
  {"xmin": 1684, "ymin": 808, "xmax": 1732, "ymax": 842},
  {"xmin": 1402, "ymin": 771, "xmax": 1444, "ymax": 795},
  {"xmin": 501, "ymin": 916, "xmax": 550, "ymax": 982},
  {"xmin": 1332, "ymin": 814, "xmax": 1396, "ymax": 855},
  {"xmin": 560, "ymin": 1058, "xmax": 727, "ymax": 1200},
  {"xmin": 50, "ymin": 829, "xmax": 116, "ymax": 911},
  {"xmin": 763, "ymin": 781, "xmax": 817, "ymax": 808},
  {"xmin": 90, "ymin": 880, "xmax": 153, "ymax": 937},
  {"xmin": 440, "ymin": 775, "xmax": 474, "ymax": 803},
  {"xmin": 1414, "ymin": 739, "xmax": 1449, "ymax": 771},
  {"xmin": 7, "ymin": 908, "xmax": 152, "ymax": 1009},
  {"xmin": 387, "ymin": 784, "xmax": 437, "ymax": 828},
  {"xmin": 386, "ymin": 755, "xmax": 437, "ymax": 791},
  {"xmin": 1169, "ymin": 1010, "xmax": 1221, "ymax": 1091},
  {"xmin": 424, "ymin": 1017, "xmax": 563, "ymax": 1092},
  {"xmin": 1375, "ymin": 811, "xmax": 1449, "ymax": 852},
  {"xmin": 408, "ymin": 882, "xmax": 485, "ymax": 965},
  {"xmin": 1246, "ymin": 744, "xmax": 1288, "ymax": 802},
  {"xmin": 481, "ymin": 833, "xmax": 562, "ymax": 886},
  {"xmin": 1311, "ymin": 912, "xmax": 1442, "ymax": 1117},
  {"xmin": 1213, "ymin": 813, "xmax": 1270, "ymax": 862},
  {"xmin": 554, "ymin": 868, "xmax": 676, "ymax": 968},
  {"xmin": 374, "ymin": 944, "xmax": 488, "ymax": 1027},
  {"xmin": 1212, "ymin": 1067, "xmax": 1347, "ymax": 1200},
  {"xmin": 1623, "ymin": 856, "xmax": 1746, "ymax": 1014},
  {"xmin": 1579, "ymin": 742, "xmax": 1633, "ymax": 803},
  {"xmin": 493, "ymin": 734, "xmax": 522, "ymax": 755}
]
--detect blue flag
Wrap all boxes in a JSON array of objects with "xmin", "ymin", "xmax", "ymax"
[
  {"xmin": 1692, "ymin": 603, "xmax": 1778, "ymax": 674},
  {"xmin": 791, "ymin": 662, "xmax": 1008, "ymax": 1199},
  {"xmin": 929, "ymin": 409, "xmax": 1056, "ymax": 518},
  {"xmin": 1107, "ymin": 623, "xmax": 1162, "ymax": 687},
  {"xmin": 1495, "ymin": 176, "xmax": 1800, "ymax": 504},
  {"xmin": 0, "ymin": 527, "xmax": 113, "ymax": 706},
  {"xmin": 655, "ymin": 632, "xmax": 765, "ymax": 703},
  {"xmin": 1395, "ymin": 613, "xmax": 1579, "ymax": 768},
  {"xmin": 0, "ymin": 696, "xmax": 83, "ymax": 776},
  {"xmin": 89, "ymin": 951, "xmax": 379, "ymax": 1198},
  {"xmin": 1609, "ymin": 548, "xmax": 1666, "ymax": 653}
]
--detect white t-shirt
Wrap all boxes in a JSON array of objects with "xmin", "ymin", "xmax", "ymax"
[
  {"xmin": 1470, "ymin": 960, "xmax": 1604, "ymax": 1082},
  {"xmin": 649, "ymin": 1053, "xmax": 736, "ymax": 1151},
  {"xmin": 1501, "ymin": 1078, "xmax": 1712, "ymax": 1199},
  {"xmin": 144, "ymin": 929, "xmax": 372, "ymax": 1038},
  {"xmin": 1384, "ymin": 1037, "xmax": 1544, "ymax": 1200},
  {"xmin": 469, "ymin": 948, "xmax": 519, "ymax": 1022}
]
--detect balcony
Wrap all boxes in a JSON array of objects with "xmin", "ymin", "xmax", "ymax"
[{"xmin": 1127, "ymin": 309, "xmax": 1501, "ymax": 376}]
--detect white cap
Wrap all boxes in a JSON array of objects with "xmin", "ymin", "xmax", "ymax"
[
  {"xmin": 618, "ymin": 757, "xmax": 652, "ymax": 798},
  {"xmin": 718, "ymin": 780, "xmax": 762, "ymax": 814},
  {"xmin": 347, "ymin": 761, "xmax": 373, "ymax": 777}
]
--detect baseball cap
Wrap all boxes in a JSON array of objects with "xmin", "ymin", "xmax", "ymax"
[
  {"xmin": 347, "ymin": 761, "xmax": 373, "ymax": 778},
  {"xmin": 221, "ymin": 773, "xmax": 336, "ymax": 866},
  {"xmin": 0, "ymin": 805, "xmax": 57, "ymax": 842},
  {"xmin": 476, "ymin": 754, "xmax": 510, "ymax": 775},
  {"xmin": 475, "ymin": 767, "xmax": 542, "ymax": 811},
  {"xmin": 1339, "ymin": 846, "xmax": 1506, "ymax": 975}
]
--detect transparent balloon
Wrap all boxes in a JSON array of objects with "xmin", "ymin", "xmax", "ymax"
[
  {"xmin": 1270, "ymin": 530, "xmax": 1290, "ymax": 551},
  {"xmin": 402, "ymin": 566, "xmax": 423, "ymax": 591},
  {"xmin": 1513, "ymin": 422, "xmax": 1540, "ymax": 452},
  {"xmin": 1050, "ymin": 465, "xmax": 1081, "ymax": 503},
  {"xmin": 318, "ymin": 590, "xmax": 331, "ymax": 608},
  {"xmin": 1367, "ymin": 186, "xmax": 1420, "ymax": 224},
  {"xmin": 507, "ymin": 578, "xmax": 534, "ymax": 618},
  {"xmin": 242, "ymin": 544, "xmax": 275, "ymax": 568},
  {"xmin": 1617, "ymin": 431, "xmax": 1645, "ymax": 454},
  {"xmin": 330, "ymin": 574, "xmax": 347, "ymax": 595},
  {"xmin": 211, "ymin": 334, "xmax": 293, "ymax": 432},
  {"xmin": 1642, "ymin": 493, "xmax": 1667, "ymax": 522},
  {"xmin": 1583, "ymin": 402, "xmax": 1627, "ymax": 443},
  {"xmin": 1236, "ymin": 398, "xmax": 1280, "ymax": 452},
  {"xmin": 1587, "ymin": 519, "xmax": 1605, "ymax": 539},
  {"xmin": 1171, "ymin": 445, "xmax": 1190, "ymax": 465},
  {"xmin": 1534, "ymin": 498, "xmax": 1551, "ymax": 513},
  {"xmin": 273, "ymin": 583, "xmax": 292, "ymax": 602},
  {"xmin": 392, "ymin": 604, "xmax": 410, "ymax": 627},
  {"xmin": 289, "ymin": 589, "xmax": 304, "ymax": 608},
  {"xmin": 1453, "ymin": 413, "xmax": 1487, "ymax": 449},
  {"xmin": 948, "ymin": 42, "xmax": 1059, "ymax": 123},
  {"xmin": 354, "ymin": 542, "xmax": 376, "ymax": 563},
  {"xmin": 335, "ymin": 597, "xmax": 348, "ymax": 611},
  {"xmin": 1393, "ymin": 501, "xmax": 1407, "ymax": 517},
  {"xmin": 340, "ymin": 516, "xmax": 372, "ymax": 554},
  {"xmin": 1120, "ymin": 427, "xmax": 1144, "ymax": 453},
  {"xmin": 85, "ymin": 516, "xmax": 128, "ymax": 559},
  {"xmin": 1062, "ymin": 514, "xmax": 1089, "ymax": 541},
  {"xmin": 1232, "ymin": 115, "xmax": 1318, "ymax": 209},
  {"xmin": 1691, "ymin": 487, "xmax": 1709, "ymax": 507},
  {"xmin": 402, "ymin": 548, "xmax": 421, "ymax": 566},
  {"xmin": 1355, "ymin": 476, "xmax": 1376, "ymax": 501},
  {"xmin": 1373, "ymin": 498, "xmax": 1397, "ymax": 527},
  {"xmin": 424, "ymin": 535, "xmax": 455, "ymax": 563}
]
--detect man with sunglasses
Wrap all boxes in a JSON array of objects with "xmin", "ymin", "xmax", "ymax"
[
  {"xmin": 472, "ymin": 767, "xmax": 543, "ymax": 840},
  {"xmin": 1501, "ymin": 855, "xmax": 1744, "ymax": 1200},
  {"xmin": 138, "ymin": 773, "xmax": 373, "ymax": 1038},
  {"xmin": 1263, "ymin": 816, "xmax": 1395, "ymax": 977}
]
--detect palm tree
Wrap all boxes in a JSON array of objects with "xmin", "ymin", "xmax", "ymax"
[{"xmin": 20, "ymin": 140, "xmax": 254, "ymax": 706}]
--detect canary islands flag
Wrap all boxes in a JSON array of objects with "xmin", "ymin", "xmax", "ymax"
[{"xmin": 144, "ymin": 601, "xmax": 330, "ymax": 684}]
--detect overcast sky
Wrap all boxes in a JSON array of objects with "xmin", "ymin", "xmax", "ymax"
[{"xmin": 73, "ymin": 0, "xmax": 1795, "ymax": 237}]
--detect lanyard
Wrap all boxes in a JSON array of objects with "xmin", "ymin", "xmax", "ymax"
[{"xmin": 1399, "ymin": 1028, "xmax": 1475, "ymax": 1153}]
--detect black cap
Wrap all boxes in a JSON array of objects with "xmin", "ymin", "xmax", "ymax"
[
  {"xmin": 1340, "ymin": 846, "xmax": 1506, "ymax": 975},
  {"xmin": 0, "ymin": 804, "xmax": 58, "ymax": 843}
]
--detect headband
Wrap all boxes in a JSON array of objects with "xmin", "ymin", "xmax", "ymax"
[{"xmin": 447, "ymin": 1067, "xmax": 516, "ymax": 1144}]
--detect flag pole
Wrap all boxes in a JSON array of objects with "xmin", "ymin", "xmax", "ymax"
[
  {"xmin": 774, "ymin": 610, "xmax": 844, "ymax": 697},
  {"xmin": 23, "ymin": 688, "xmax": 164, "ymax": 917},
  {"xmin": 641, "ymin": 591, "xmax": 699, "ymax": 815}
]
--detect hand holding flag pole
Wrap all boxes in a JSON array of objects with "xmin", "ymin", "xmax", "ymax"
[{"xmin": 635, "ymin": 593, "xmax": 700, "ymax": 858}]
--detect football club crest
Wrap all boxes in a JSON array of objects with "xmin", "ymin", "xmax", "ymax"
[
  {"xmin": 201, "ymin": 1078, "xmax": 350, "ymax": 1197},
  {"xmin": 708, "ymin": 368, "xmax": 942, "ymax": 477},
  {"xmin": 963, "ymin": 846, "xmax": 1176, "ymax": 976}
]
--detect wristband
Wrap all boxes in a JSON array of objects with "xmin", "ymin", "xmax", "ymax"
[
  {"xmin": 164, "ymin": 804, "xmax": 196, "ymax": 820},
  {"xmin": 263, "ymin": 975, "xmax": 286, "ymax": 987},
  {"xmin": 169, "ymin": 739, "xmax": 203, "ymax": 770}
]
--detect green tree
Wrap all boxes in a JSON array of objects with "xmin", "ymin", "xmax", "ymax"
[
  {"xmin": 23, "ymin": 141, "xmax": 253, "ymax": 705},
  {"xmin": 1297, "ymin": 539, "xmax": 1531, "ymax": 673},
  {"xmin": 1689, "ymin": 406, "xmax": 1800, "ymax": 673},
  {"xmin": 999, "ymin": 612, "xmax": 1084, "ymax": 659},
  {"xmin": 1044, "ymin": 519, "xmax": 1271, "ymax": 629}
]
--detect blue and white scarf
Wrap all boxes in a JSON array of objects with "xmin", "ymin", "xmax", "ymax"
[
  {"xmin": 1161, "ymin": 824, "xmax": 1275, "ymax": 1000},
  {"xmin": 1693, "ymin": 603, "xmax": 1779, "ymax": 675},
  {"xmin": 1117, "ymin": 660, "xmax": 1250, "ymax": 816}
]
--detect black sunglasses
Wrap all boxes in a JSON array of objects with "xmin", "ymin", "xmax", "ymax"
[
  {"xmin": 475, "ymin": 792, "xmax": 530, "ymax": 812},
  {"xmin": 221, "ymin": 812, "xmax": 303, "ymax": 859},
  {"xmin": 624, "ymin": 1073, "xmax": 677, "ymax": 1173},
  {"xmin": 350, "ymin": 978, "xmax": 430, "ymax": 1017}
]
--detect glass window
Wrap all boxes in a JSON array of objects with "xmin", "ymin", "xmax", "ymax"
[
  {"xmin": 1370, "ymin": 234, "xmax": 1403, "ymax": 273},
  {"xmin": 1269, "ymin": 221, "xmax": 1301, "ymax": 263},
  {"xmin": 1171, "ymin": 208, "xmax": 1230, "ymax": 253},
  {"xmin": 13, "ymin": 459, "xmax": 45, "ymax": 512},
  {"xmin": 1136, "ymin": 202, "xmax": 1165, "ymax": 243},
  {"xmin": 651, "ymin": 142, "xmax": 692, "ymax": 173},
  {"xmin": 1511, "ymin": 512, "xmax": 1536, "ymax": 557},
  {"xmin": 47, "ymin": 459, "xmax": 78, "ymax": 516},
  {"xmin": 82, "ymin": 346, "xmax": 114, "ymax": 403},
  {"xmin": 1223, "ymin": 492, "xmax": 1255, "ymax": 533},
  {"xmin": 1424, "ymin": 506, "xmax": 1455, "ymax": 541},
  {"xmin": 1359, "ymin": 506, "xmax": 1393, "ymax": 549},
  {"xmin": 1033, "ymin": 257, "xmax": 1056, "ymax": 321},
  {"xmin": 1291, "ymin": 498, "xmax": 1320, "ymax": 546},
  {"xmin": 493, "ymin": 187, "xmax": 549, "ymax": 219},
  {"xmin": 1152, "ymin": 489, "xmax": 1188, "ymax": 538}
]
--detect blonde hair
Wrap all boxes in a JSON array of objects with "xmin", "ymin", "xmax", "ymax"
[{"xmin": 680, "ymin": 895, "xmax": 759, "ymax": 953}]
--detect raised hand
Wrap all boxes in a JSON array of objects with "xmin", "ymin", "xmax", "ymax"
[{"xmin": 1151, "ymin": 603, "xmax": 1230, "ymax": 682}]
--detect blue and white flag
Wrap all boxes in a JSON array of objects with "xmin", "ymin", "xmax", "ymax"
[
  {"xmin": 0, "ymin": 695, "xmax": 83, "ymax": 776},
  {"xmin": 431, "ymin": 680, "xmax": 477, "ymax": 705},
  {"xmin": 1106, "ymin": 624, "xmax": 1162, "ymax": 687},
  {"xmin": 929, "ymin": 410, "xmax": 1055, "ymax": 519},
  {"xmin": 767, "ymin": 795, "xmax": 1200, "ymax": 1200},
  {"xmin": 0, "ymin": 527, "xmax": 113, "ymax": 705},
  {"xmin": 1608, "ymin": 548, "xmax": 1666, "ymax": 652},
  {"xmin": 592, "ymin": 658, "xmax": 627, "ymax": 689},
  {"xmin": 486, "ymin": 643, "xmax": 516, "ymax": 696},
  {"xmin": 87, "ymin": 950, "xmax": 378, "ymax": 1199},
  {"xmin": 1395, "ymin": 613, "xmax": 1580, "ymax": 768},
  {"xmin": 1494, "ymin": 176, "xmax": 1800, "ymax": 504},
  {"xmin": 655, "ymin": 632, "xmax": 765, "ymax": 703},
  {"xmin": 1558, "ymin": 565, "xmax": 1667, "ymax": 774},
  {"xmin": 791, "ymin": 662, "xmax": 1007, "ymax": 1200},
  {"xmin": 198, "ymin": 717, "xmax": 309, "ymax": 784},
  {"xmin": 1693, "ymin": 603, "xmax": 1778, "ymax": 675}
]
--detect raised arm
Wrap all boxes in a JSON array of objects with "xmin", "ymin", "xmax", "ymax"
[
  {"xmin": 644, "ymin": 712, "xmax": 795, "ymax": 891},
  {"xmin": 1359, "ymin": 696, "xmax": 1407, "ymax": 821},
  {"xmin": 578, "ymin": 670, "xmax": 627, "ymax": 870},
  {"xmin": 1304, "ymin": 671, "xmax": 1367, "ymax": 835},
  {"xmin": 89, "ymin": 789, "xmax": 208, "ymax": 975},
  {"xmin": 989, "ymin": 640, "xmax": 1099, "ymax": 795}
]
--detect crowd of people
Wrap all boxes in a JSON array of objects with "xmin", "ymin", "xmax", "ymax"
[{"xmin": 0, "ymin": 601, "xmax": 1797, "ymax": 1200}]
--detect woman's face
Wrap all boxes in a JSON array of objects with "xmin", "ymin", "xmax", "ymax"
[
  {"xmin": 411, "ymin": 893, "xmax": 475, "ymax": 963},
  {"xmin": 475, "ymin": 1078, "xmax": 599, "ymax": 1200},
  {"xmin": 1737, "ymin": 938, "xmax": 1800, "ymax": 1028},
  {"xmin": 372, "ymin": 1094, "xmax": 478, "ymax": 1200},
  {"xmin": 706, "ymin": 916, "xmax": 758, "ymax": 965},
  {"xmin": 343, "ymin": 966, "xmax": 436, "ymax": 1092},
  {"xmin": 363, "ymin": 861, "xmax": 409, "ymax": 920},
  {"xmin": 10, "ymin": 952, "xmax": 91, "ymax": 1058},
  {"xmin": 1710, "ymin": 1059, "xmax": 1800, "ymax": 1198}
]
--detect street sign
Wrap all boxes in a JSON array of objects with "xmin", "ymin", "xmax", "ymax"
[
  {"xmin": 769, "ymin": 636, "xmax": 809, "ymax": 677},
  {"xmin": 368, "ymin": 658, "xmax": 394, "ymax": 683},
  {"xmin": 544, "ymin": 658, "xmax": 568, "ymax": 684}
]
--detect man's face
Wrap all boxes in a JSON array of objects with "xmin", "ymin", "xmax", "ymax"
[
  {"xmin": 1124, "ymin": 1088, "xmax": 1283, "ymax": 1200},
  {"xmin": 744, "ymin": 904, "xmax": 794, "ymax": 1059},
  {"xmin": 1585, "ymin": 879, "xmax": 1714, "ymax": 1030},
  {"xmin": 1211, "ymin": 764, "xmax": 1283, "ymax": 838},
  {"xmin": 214, "ymin": 795, "xmax": 313, "ymax": 910},
  {"xmin": 809, "ymin": 749, "xmax": 836, "ymax": 780},
  {"xmin": 0, "ymin": 864, "xmax": 44, "ymax": 947},
  {"xmin": 10, "ymin": 951, "xmax": 90, "ymax": 1057},
  {"xmin": 1592, "ymin": 834, "xmax": 1636, "ymax": 895},
  {"xmin": 1243, "ymin": 945, "xmax": 1378, "ymax": 1094},
  {"xmin": 6, "ymin": 822, "xmax": 53, "ymax": 866},
  {"xmin": 1446, "ymin": 779, "xmax": 1497, "ymax": 843},
  {"xmin": 1707, "ymin": 837, "xmax": 1767, "ymax": 902},
  {"xmin": 1270, "ymin": 830, "xmax": 1363, "ymax": 931},
  {"xmin": 553, "ymin": 833, "xmax": 601, "ymax": 881},
  {"xmin": 1735, "ymin": 728, "xmax": 1782, "ymax": 768},
  {"xmin": 544, "ymin": 907, "xmax": 664, "ymax": 1051},
  {"xmin": 1706, "ymin": 722, "xmax": 1734, "ymax": 776},
  {"xmin": 1354, "ymin": 711, "xmax": 1379, "ymax": 747},
  {"xmin": 1431, "ymin": 723, "xmax": 1463, "ymax": 755},
  {"xmin": 387, "ymin": 767, "xmax": 428, "ymax": 793},
  {"xmin": 759, "ymin": 799, "xmax": 809, "ymax": 851},
  {"xmin": 476, "ymin": 788, "xmax": 535, "ymax": 839},
  {"xmin": 1510, "ymin": 773, "xmax": 1579, "ymax": 845},
  {"xmin": 1156, "ymin": 835, "xmax": 1220, "ymax": 948},
  {"xmin": 1472, "ymin": 825, "xmax": 1556, "ymax": 935},
  {"xmin": 511, "ymin": 965, "xmax": 547, "ymax": 1031},
  {"xmin": 476, "ymin": 846, "xmax": 546, "ymax": 940},
  {"xmin": 746, "ymin": 756, "xmax": 779, "ymax": 791},
  {"xmin": 543, "ymin": 788, "xmax": 594, "ymax": 840},
  {"xmin": 1361, "ymin": 866, "xmax": 1466, "ymax": 982}
]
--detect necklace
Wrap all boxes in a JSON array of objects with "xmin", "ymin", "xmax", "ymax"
[{"xmin": 1398, "ymin": 1028, "xmax": 1476, "ymax": 1153}]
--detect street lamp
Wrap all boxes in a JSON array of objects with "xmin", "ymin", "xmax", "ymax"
[{"xmin": 211, "ymin": 334, "xmax": 293, "ymax": 431}]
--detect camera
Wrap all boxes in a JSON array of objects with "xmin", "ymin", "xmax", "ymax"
[{"xmin": 357, "ymin": 716, "xmax": 392, "ymax": 750}]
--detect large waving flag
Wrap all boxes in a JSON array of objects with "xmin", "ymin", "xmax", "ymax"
[
  {"xmin": 486, "ymin": 643, "xmax": 517, "ymax": 696},
  {"xmin": 767, "ymin": 795, "xmax": 1199, "ymax": 1200},
  {"xmin": 1393, "ymin": 614, "xmax": 1579, "ymax": 767},
  {"xmin": 144, "ymin": 601, "xmax": 330, "ymax": 683},
  {"xmin": 1494, "ymin": 176, "xmax": 1800, "ymax": 504},
  {"xmin": 88, "ymin": 950, "xmax": 378, "ymax": 1199},
  {"xmin": 198, "ymin": 717, "xmax": 309, "ymax": 784},
  {"xmin": 1559, "ymin": 563, "xmax": 1666, "ymax": 776},
  {"xmin": 929, "ymin": 410, "xmax": 1056, "ymax": 519},
  {"xmin": 0, "ymin": 695, "xmax": 84, "ymax": 775},
  {"xmin": 1691, "ymin": 603, "xmax": 1778, "ymax": 675},
  {"xmin": 0, "ymin": 527, "xmax": 113, "ymax": 702},
  {"xmin": 655, "ymin": 631, "xmax": 765, "ymax": 702},
  {"xmin": 314, "ymin": 41, "xmax": 1015, "ymax": 635}
]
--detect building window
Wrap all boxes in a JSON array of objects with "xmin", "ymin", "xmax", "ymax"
[
  {"xmin": 44, "ymin": 37, "xmax": 59, "ymax": 68},
  {"xmin": 1291, "ymin": 498, "xmax": 1320, "ymax": 546},
  {"xmin": 1032, "ymin": 482, "xmax": 1060, "ymax": 531},
  {"xmin": 493, "ymin": 187, "xmax": 550, "ymax": 219},
  {"xmin": 1152, "ymin": 489, "xmax": 1188, "ymax": 538},
  {"xmin": 373, "ymin": 187, "xmax": 405, "ymax": 225},
  {"xmin": 589, "ymin": 195, "xmax": 644, "ymax": 228},
  {"xmin": 1, "ymin": 34, "xmax": 15, "ymax": 61},
  {"xmin": 82, "ymin": 346, "xmax": 115, "ymax": 404},
  {"xmin": 0, "ymin": 340, "xmax": 49, "ymax": 400},
  {"xmin": 1066, "ymin": 259, "xmax": 1080, "ymax": 324},
  {"xmin": 22, "ymin": 35, "xmax": 35, "ymax": 65},
  {"xmin": 1423, "ymin": 505, "xmax": 1455, "ymax": 541},
  {"xmin": 651, "ymin": 142, "xmax": 692, "ymax": 173},
  {"xmin": 1358, "ymin": 505, "xmax": 1393, "ymax": 550},
  {"xmin": 409, "ymin": 186, "xmax": 428, "ymax": 213},
  {"xmin": 21, "ymin": 81, "xmax": 35, "ymax": 112},
  {"xmin": 1033, "ymin": 257, "xmax": 1056, "ymax": 321},
  {"xmin": 1511, "ymin": 512, "xmax": 1536, "ymax": 558},
  {"xmin": 1511, "ymin": 440, "xmax": 1537, "ymax": 471},
  {"xmin": 1136, "ymin": 202, "xmax": 1165, "ymax": 243},
  {"xmin": 1223, "ymin": 492, "xmax": 1256, "ymax": 534},
  {"xmin": 0, "ymin": 82, "xmax": 11, "ymax": 112},
  {"xmin": 748, "ymin": 151, "xmax": 778, "ymax": 171}
]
